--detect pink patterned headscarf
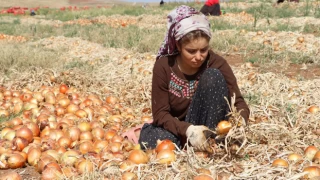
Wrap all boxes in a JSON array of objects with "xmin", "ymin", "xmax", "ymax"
[{"xmin": 156, "ymin": 5, "xmax": 211, "ymax": 60}]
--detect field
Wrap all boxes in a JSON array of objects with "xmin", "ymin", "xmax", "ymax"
[{"xmin": 0, "ymin": 0, "xmax": 320, "ymax": 179}]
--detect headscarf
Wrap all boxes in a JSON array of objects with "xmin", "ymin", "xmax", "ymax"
[{"xmin": 156, "ymin": 5, "xmax": 211, "ymax": 60}]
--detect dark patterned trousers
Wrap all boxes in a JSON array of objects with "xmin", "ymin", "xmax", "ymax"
[{"xmin": 139, "ymin": 68, "xmax": 229, "ymax": 149}]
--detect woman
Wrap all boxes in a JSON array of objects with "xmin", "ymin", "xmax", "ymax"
[
  {"xmin": 123, "ymin": 5, "xmax": 249, "ymax": 152},
  {"xmin": 200, "ymin": 0, "xmax": 221, "ymax": 16}
]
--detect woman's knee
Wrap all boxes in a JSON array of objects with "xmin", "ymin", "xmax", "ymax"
[{"xmin": 202, "ymin": 68, "xmax": 225, "ymax": 83}]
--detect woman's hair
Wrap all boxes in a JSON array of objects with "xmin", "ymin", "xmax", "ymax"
[{"xmin": 178, "ymin": 30, "xmax": 210, "ymax": 46}]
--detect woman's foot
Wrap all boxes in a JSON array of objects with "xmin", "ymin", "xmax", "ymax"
[{"xmin": 121, "ymin": 120, "xmax": 153, "ymax": 144}]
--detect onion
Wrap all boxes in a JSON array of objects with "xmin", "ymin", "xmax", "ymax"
[
  {"xmin": 66, "ymin": 104, "xmax": 79, "ymax": 114},
  {"xmin": 128, "ymin": 149, "xmax": 149, "ymax": 164},
  {"xmin": 79, "ymin": 141, "xmax": 93, "ymax": 154},
  {"xmin": 55, "ymin": 107, "xmax": 66, "ymax": 116},
  {"xmin": 1, "ymin": 127, "xmax": 13, "ymax": 139},
  {"xmin": 288, "ymin": 153, "xmax": 303, "ymax": 163},
  {"xmin": 111, "ymin": 134, "xmax": 124, "ymax": 143},
  {"xmin": 156, "ymin": 149, "xmax": 176, "ymax": 164},
  {"xmin": 77, "ymin": 160, "xmax": 94, "ymax": 174},
  {"xmin": 11, "ymin": 97, "xmax": 23, "ymax": 104},
  {"xmin": 75, "ymin": 109, "xmax": 88, "ymax": 118},
  {"xmin": 80, "ymin": 99, "xmax": 93, "ymax": 108},
  {"xmin": 42, "ymin": 150, "xmax": 60, "ymax": 162},
  {"xmin": 78, "ymin": 122, "xmax": 91, "ymax": 132},
  {"xmin": 304, "ymin": 146, "xmax": 319, "ymax": 161},
  {"xmin": 216, "ymin": 121, "xmax": 232, "ymax": 135},
  {"xmin": 156, "ymin": 139, "xmax": 175, "ymax": 153},
  {"xmin": 0, "ymin": 109, "xmax": 9, "ymax": 117},
  {"xmin": 11, "ymin": 117, "xmax": 23, "ymax": 126},
  {"xmin": 33, "ymin": 92, "xmax": 44, "ymax": 103},
  {"xmin": 13, "ymin": 103, "xmax": 23, "ymax": 114},
  {"xmin": 193, "ymin": 175, "xmax": 214, "ymax": 180},
  {"xmin": 20, "ymin": 93, "xmax": 33, "ymax": 102},
  {"xmin": 37, "ymin": 156, "xmax": 55, "ymax": 173},
  {"xmin": 13, "ymin": 125, "xmax": 24, "ymax": 131},
  {"xmin": 16, "ymin": 127, "xmax": 33, "ymax": 143},
  {"xmin": 121, "ymin": 172, "xmax": 138, "ymax": 180},
  {"xmin": 7, "ymin": 153, "xmax": 26, "ymax": 168},
  {"xmin": 297, "ymin": 37, "xmax": 304, "ymax": 43},
  {"xmin": 90, "ymin": 120, "xmax": 103, "ymax": 129},
  {"xmin": 308, "ymin": 106, "xmax": 319, "ymax": 114},
  {"xmin": 303, "ymin": 166, "xmax": 320, "ymax": 179},
  {"xmin": 122, "ymin": 139, "xmax": 135, "ymax": 152},
  {"xmin": 40, "ymin": 127, "xmax": 51, "ymax": 138},
  {"xmin": 45, "ymin": 94, "xmax": 56, "ymax": 105},
  {"xmin": 3, "ymin": 90, "xmax": 12, "ymax": 97},
  {"xmin": 272, "ymin": 159, "xmax": 288, "ymax": 168},
  {"xmin": 92, "ymin": 127, "xmax": 105, "ymax": 141},
  {"xmin": 60, "ymin": 150, "xmax": 80, "ymax": 166},
  {"xmin": 58, "ymin": 98, "xmax": 70, "ymax": 108},
  {"xmin": 12, "ymin": 137, "xmax": 29, "ymax": 151},
  {"xmin": 109, "ymin": 142, "xmax": 123, "ymax": 153},
  {"xmin": 56, "ymin": 146, "xmax": 67, "ymax": 154},
  {"xmin": 57, "ymin": 136, "xmax": 72, "ymax": 149},
  {"xmin": 44, "ymin": 162, "xmax": 62, "ymax": 173},
  {"xmin": 13, "ymin": 151, "xmax": 27, "ymax": 162},
  {"xmin": 41, "ymin": 167, "xmax": 62, "ymax": 180},
  {"xmin": 109, "ymin": 115, "xmax": 123, "ymax": 124},
  {"xmin": 141, "ymin": 115, "xmax": 152, "ymax": 123},
  {"xmin": 313, "ymin": 151, "xmax": 320, "ymax": 163},
  {"xmin": 80, "ymin": 131, "xmax": 93, "ymax": 141},
  {"xmin": 59, "ymin": 84, "xmax": 69, "ymax": 94},
  {"xmin": 27, "ymin": 147, "xmax": 41, "ymax": 166},
  {"xmin": 106, "ymin": 96, "xmax": 118, "ymax": 104},
  {"xmin": 25, "ymin": 122, "xmax": 40, "ymax": 137},
  {"xmin": 120, "ymin": 160, "xmax": 135, "ymax": 172},
  {"xmin": 4, "ymin": 130, "xmax": 16, "ymax": 141},
  {"xmin": 0, "ymin": 171, "xmax": 22, "ymax": 180},
  {"xmin": 256, "ymin": 31, "xmax": 263, "ymax": 35},
  {"xmin": 62, "ymin": 167, "xmax": 78, "ymax": 178},
  {"xmin": 68, "ymin": 126, "xmax": 81, "ymax": 142},
  {"xmin": 48, "ymin": 130, "xmax": 65, "ymax": 141},
  {"xmin": 104, "ymin": 129, "xmax": 117, "ymax": 141},
  {"xmin": 93, "ymin": 140, "xmax": 109, "ymax": 153},
  {"xmin": 32, "ymin": 137, "xmax": 42, "ymax": 145}
]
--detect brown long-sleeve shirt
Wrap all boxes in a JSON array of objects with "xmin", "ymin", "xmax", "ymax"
[{"xmin": 151, "ymin": 50, "xmax": 249, "ymax": 138}]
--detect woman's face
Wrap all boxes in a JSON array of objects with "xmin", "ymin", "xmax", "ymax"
[{"xmin": 177, "ymin": 37, "xmax": 210, "ymax": 70}]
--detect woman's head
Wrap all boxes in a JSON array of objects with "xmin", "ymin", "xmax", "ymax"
[
  {"xmin": 176, "ymin": 30, "xmax": 210, "ymax": 70},
  {"xmin": 156, "ymin": 5, "xmax": 211, "ymax": 60},
  {"xmin": 178, "ymin": 30, "xmax": 210, "ymax": 48}
]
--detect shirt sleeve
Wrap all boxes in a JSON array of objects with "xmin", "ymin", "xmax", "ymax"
[
  {"xmin": 151, "ymin": 61, "xmax": 192, "ymax": 138},
  {"xmin": 213, "ymin": 55, "xmax": 250, "ymax": 121}
]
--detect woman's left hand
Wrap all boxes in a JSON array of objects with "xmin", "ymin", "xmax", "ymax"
[{"xmin": 186, "ymin": 125, "xmax": 213, "ymax": 153}]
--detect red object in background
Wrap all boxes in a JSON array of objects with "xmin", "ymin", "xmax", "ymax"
[
  {"xmin": 1, "ymin": 9, "xmax": 7, "ymax": 14},
  {"xmin": 205, "ymin": 0, "xmax": 219, "ymax": 6},
  {"xmin": 60, "ymin": 7, "xmax": 66, "ymax": 11},
  {"xmin": 7, "ymin": 8, "xmax": 14, "ymax": 13},
  {"xmin": 13, "ymin": 9, "xmax": 25, "ymax": 15}
]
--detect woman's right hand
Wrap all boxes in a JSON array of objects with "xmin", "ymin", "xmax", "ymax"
[{"xmin": 186, "ymin": 125, "xmax": 213, "ymax": 153}]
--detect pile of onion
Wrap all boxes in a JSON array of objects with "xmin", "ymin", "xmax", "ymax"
[
  {"xmin": 155, "ymin": 139, "xmax": 176, "ymax": 165},
  {"xmin": 0, "ymin": 84, "xmax": 154, "ymax": 179}
]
